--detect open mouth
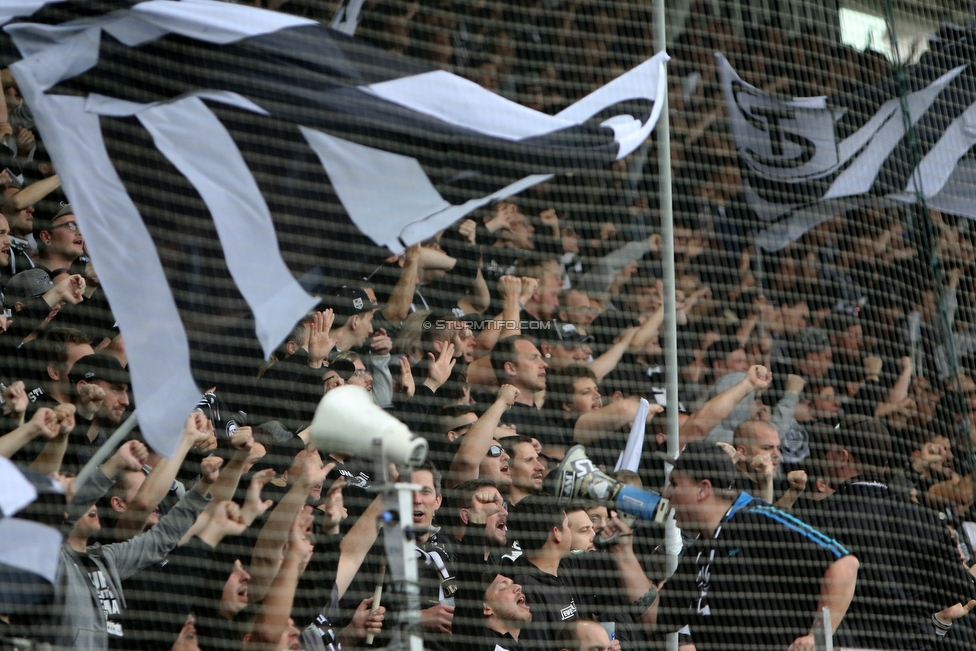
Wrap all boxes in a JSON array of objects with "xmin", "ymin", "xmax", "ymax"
[
  {"xmin": 413, "ymin": 509, "xmax": 425, "ymax": 522},
  {"xmin": 237, "ymin": 586, "xmax": 248, "ymax": 603},
  {"xmin": 500, "ymin": 464, "xmax": 510, "ymax": 474}
]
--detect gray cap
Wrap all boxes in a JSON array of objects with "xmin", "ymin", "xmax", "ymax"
[
  {"xmin": 53, "ymin": 203, "xmax": 74, "ymax": 220},
  {"xmin": 3, "ymin": 268, "xmax": 53, "ymax": 307}
]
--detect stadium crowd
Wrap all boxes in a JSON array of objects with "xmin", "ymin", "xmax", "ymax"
[{"xmin": 4, "ymin": 1, "xmax": 976, "ymax": 651}]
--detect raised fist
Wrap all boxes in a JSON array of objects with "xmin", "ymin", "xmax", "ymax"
[
  {"xmin": 745, "ymin": 365, "xmax": 771, "ymax": 390},
  {"xmin": 230, "ymin": 426, "xmax": 253, "ymax": 453},
  {"xmin": 2, "ymin": 381, "xmax": 28, "ymax": 417},
  {"xmin": 496, "ymin": 384, "xmax": 521, "ymax": 408},
  {"xmin": 199, "ymin": 456, "xmax": 223, "ymax": 484},
  {"xmin": 787, "ymin": 470, "xmax": 807, "ymax": 492},
  {"xmin": 117, "ymin": 440, "xmax": 149, "ymax": 472},
  {"xmin": 864, "ymin": 356, "xmax": 883, "ymax": 377},
  {"xmin": 498, "ymin": 275, "xmax": 522, "ymax": 301}
]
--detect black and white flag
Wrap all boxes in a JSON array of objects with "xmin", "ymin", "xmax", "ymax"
[
  {"xmin": 3, "ymin": 0, "xmax": 667, "ymax": 456},
  {"xmin": 719, "ymin": 45, "xmax": 976, "ymax": 251}
]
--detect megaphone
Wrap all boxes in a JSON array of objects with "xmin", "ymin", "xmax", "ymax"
[{"xmin": 310, "ymin": 385, "xmax": 428, "ymax": 466}]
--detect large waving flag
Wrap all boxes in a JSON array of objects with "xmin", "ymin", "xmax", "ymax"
[
  {"xmin": 718, "ymin": 37, "xmax": 976, "ymax": 251},
  {"xmin": 2, "ymin": 0, "xmax": 668, "ymax": 456}
]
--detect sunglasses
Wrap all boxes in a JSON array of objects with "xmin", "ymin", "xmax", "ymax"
[{"xmin": 487, "ymin": 444, "xmax": 504, "ymax": 457}]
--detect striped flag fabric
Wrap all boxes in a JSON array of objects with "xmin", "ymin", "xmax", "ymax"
[
  {"xmin": 3, "ymin": 0, "xmax": 668, "ymax": 457},
  {"xmin": 718, "ymin": 39, "xmax": 976, "ymax": 251}
]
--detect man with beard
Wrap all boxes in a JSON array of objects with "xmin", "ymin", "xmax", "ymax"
[
  {"xmin": 32, "ymin": 204, "xmax": 87, "ymax": 274},
  {"xmin": 64, "ymin": 353, "xmax": 130, "ymax": 474}
]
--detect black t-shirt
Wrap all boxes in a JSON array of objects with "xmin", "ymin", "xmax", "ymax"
[
  {"xmin": 474, "ymin": 628, "xmax": 522, "ymax": 651},
  {"xmin": 55, "ymin": 287, "xmax": 117, "ymax": 345},
  {"xmin": 847, "ymin": 380, "xmax": 885, "ymax": 418},
  {"xmin": 503, "ymin": 554, "xmax": 581, "ymax": 651},
  {"xmin": 658, "ymin": 492, "xmax": 849, "ymax": 651},
  {"xmin": 500, "ymin": 403, "xmax": 561, "ymax": 443}
]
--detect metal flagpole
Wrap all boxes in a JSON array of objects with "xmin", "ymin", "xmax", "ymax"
[
  {"xmin": 653, "ymin": 0, "xmax": 680, "ymax": 649},
  {"xmin": 74, "ymin": 411, "xmax": 139, "ymax": 490}
]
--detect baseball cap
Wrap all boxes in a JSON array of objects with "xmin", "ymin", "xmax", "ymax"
[
  {"xmin": 53, "ymin": 204, "xmax": 74, "ymax": 220},
  {"xmin": 3, "ymin": 269, "xmax": 54, "ymax": 307},
  {"xmin": 328, "ymin": 358, "xmax": 357, "ymax": 382},
  {"xmin": 536, "ymin": 321, "xmax": 594, "ymax": 345},
  {"xmin": 673, "ymin": 440, "xmax": 738, "ymax": 490},
  {"xmin": 324, "ymin": 286, "xmax": 379, "ymax": 319},
  {"xmin": 68, "ymin": 353, "xmax": 130, "ymax": 387}
]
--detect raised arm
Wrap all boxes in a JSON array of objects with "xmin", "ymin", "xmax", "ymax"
[
  {"xmin": 573, "ymin": 398, "xmax": 663, "ymax": 446},
  {"xmin": 447, "ymin": 384, "xmax": 519, "ymax": 489},
  {"xmin": 679, "ymin": 365, "xmax": 771, "ymax": 448},
  {"xmin": 384, "ymin": 245, "xmax": 421, "ymax": 322},
  {"xmin": 335, "ymin": 494, "xmax": 385, "ymax": 599},
  {"xmin": 629, "ymin": 306, "xmax": 665, "ymax": 352},
  {"xmin": 102, "ymin": 456, "xmax": 218, "ymax": 580},
  {"xmin": 588, "ymin": 326, "xmax": 638, "ymax": 381},
  {"xmin": 114, "ymin": 412, "xmax": 215, "ymax": 541},
  {"xmin": 5, "ymin": 174, "xmax": 60, "ymax": 210},
  {"xmin": 249, "ymin": 508, "xmax": 315, "ymax": 651},
  {"xmin": 0, "ymin": 407, "xmax": 59, "ymax": 459},
  {"xmin": 29, "ymin": 404, "xmax": 76, "ymax": 475},
  {"xmin": 474, "ymin": 275, "xmax": 523, "ymax": 356},
  {"xmin": 249, "ymin": 449, "xmax": 333, "ymax": 604}
]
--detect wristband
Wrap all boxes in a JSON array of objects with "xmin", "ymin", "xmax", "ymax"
[
  {"xmin": 632, "ymin": 585, "xmax": 658, "ymax": 611},
  {"xmin": 933, "ymin": 612, "xmax": 953, "ymax": 636}
]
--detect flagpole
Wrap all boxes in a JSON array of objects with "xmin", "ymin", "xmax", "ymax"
[
  {"xmin": 74, "ymin": 412, "xmax": 139, "ymax": 491},
  {"xmin": 654, "ymin": 0, "xmax": 679, "ymax": 648}
]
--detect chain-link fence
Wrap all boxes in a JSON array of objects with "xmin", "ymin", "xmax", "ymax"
[{"xmin": 2, "ymin": 1, "xmax": 976, "ymax": 651}]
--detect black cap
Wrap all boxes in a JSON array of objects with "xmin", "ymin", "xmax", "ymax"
[
  {"xmin": 673, "ymin": 440, "xmax": 738, "ymax": 490},
  {"xmin": 324, "ymin": 286, "xmax": 379, "ymax": 319},
  {"xmin": 830, "ymin": 414, "xmax": 891, "ymax": 469},
  {"xmin": 536, "ymin": 321, "xmax": 594, "ymax": 345},
  {"xmin": 68, "ymin": 353, "xmax": 129, "ymax": 387},
  {"xmin": 328, "ymin": 358, "xmax": 357, "ymax": 382},
  {"xmin": 2, "ymin": 269, "xmax": 54, "ymax": 307}
]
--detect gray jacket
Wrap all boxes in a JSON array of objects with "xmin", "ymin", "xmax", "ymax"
[{"xmin": 41, "ymin": 470, "xmax": 209, "ymax": 651}]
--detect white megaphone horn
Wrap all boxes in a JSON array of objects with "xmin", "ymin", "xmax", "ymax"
[{"xmin": 309, "ymin": 385, "xmax": 428, "ymax": 466}]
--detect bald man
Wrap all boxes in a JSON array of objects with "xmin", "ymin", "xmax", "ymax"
[
  {"xmin": 555, "ymin": 619, "xmax": 618, "ymax": 651},
  {"xmin": 731, "ymin": 419, "xmax": 782, "ymax": 503}
]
